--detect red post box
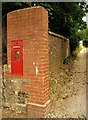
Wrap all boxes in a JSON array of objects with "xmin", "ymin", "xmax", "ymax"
[{"xmin": 11, "ymin": 40, "xmax": 23, "ymax": 76}]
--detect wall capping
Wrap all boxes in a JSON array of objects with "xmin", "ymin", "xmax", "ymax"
[
  {"xmin": 48, "ymin": 31, "xmax": 69, "ymax": 41},
  {"xmin": 7, "ymin": 6, "xmax": 45, "ymax": 15}
]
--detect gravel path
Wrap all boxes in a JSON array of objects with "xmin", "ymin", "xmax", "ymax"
[{"xmin": 48, "ymin": 48, "xmax": 87, "ymax": 118}]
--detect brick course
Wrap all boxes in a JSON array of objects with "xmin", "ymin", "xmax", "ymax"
[{"xmin": 7, "ymin": 6, "xmax": 50, "ymax": 118}]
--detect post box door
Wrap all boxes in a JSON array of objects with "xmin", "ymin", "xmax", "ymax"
[{"xmin": 11, "ymin": 40, "xmax": 23, "ymax": 76}]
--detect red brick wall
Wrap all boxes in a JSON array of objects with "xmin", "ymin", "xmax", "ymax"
[{"xmin": 7, "ymin": 6, "xmax": 50, "ymax": 118}]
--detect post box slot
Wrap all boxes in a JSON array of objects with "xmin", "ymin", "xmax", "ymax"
[{"xmin": 14, "ymin": 51, "xmax": 20, "ymax": 61}]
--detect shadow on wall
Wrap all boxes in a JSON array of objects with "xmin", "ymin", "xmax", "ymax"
[{"xmin": 49, "ymin": 31, "xmax": 70, "ymax": 75}]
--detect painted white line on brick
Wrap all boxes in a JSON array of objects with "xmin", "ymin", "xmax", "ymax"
[{"xmin": 28, "ymin": 100, "xmax": 50, "ymax": 107}]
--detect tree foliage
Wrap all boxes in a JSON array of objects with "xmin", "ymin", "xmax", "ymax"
[
  {"xmin": 2, "ymin": 2, "xmax": 31, "ymax": 16},
  {"xmin": 2, "ymin": 2, "xmax": 88, "ymax": 54},
  {"xmin": 78, "ymin": 28, "xmax": 88, "ymax": 47},
  {"xmin": 78, "ymin": 28, "xmax": 88, "ymax": 41},
  {"xmin": 33, "ymin": 2, "xmax": 87, "ymax": 52}
]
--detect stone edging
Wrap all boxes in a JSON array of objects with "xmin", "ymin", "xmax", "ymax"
[{"xmin": 48, "ymin": 31, "xmax": 69, "ymax": 41}]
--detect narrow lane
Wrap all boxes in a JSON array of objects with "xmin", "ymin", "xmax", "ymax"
[{"xmin": 48, "ymin": 48, "xmax": 87, "ymax": 118}]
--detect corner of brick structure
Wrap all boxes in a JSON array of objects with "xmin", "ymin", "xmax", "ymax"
[
  {"xmin": 27, "ymin": 100, "xmax": 51, "ymax": 118},
  {"xmin": 6, "ymin": 6, "xmax": 51, "ymax": 118}
]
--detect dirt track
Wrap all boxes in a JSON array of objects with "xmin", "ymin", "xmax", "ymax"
[{"xmin": 48, "ymin": 48, "xmax": 87, "ymax": 118}]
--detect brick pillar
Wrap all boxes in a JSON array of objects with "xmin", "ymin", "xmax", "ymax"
[{"xmin": 7, "ymin": 6, "xmax": 50, "ymax": 118}]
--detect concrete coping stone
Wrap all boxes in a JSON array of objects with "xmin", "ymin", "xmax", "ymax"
[
  {"xmin": 15, "ymin": 103, "xmax": 26, "ymax": 107},
  {"xmin": 49, "ymin": 31, "xmax": 69, "ymax": 41}
]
